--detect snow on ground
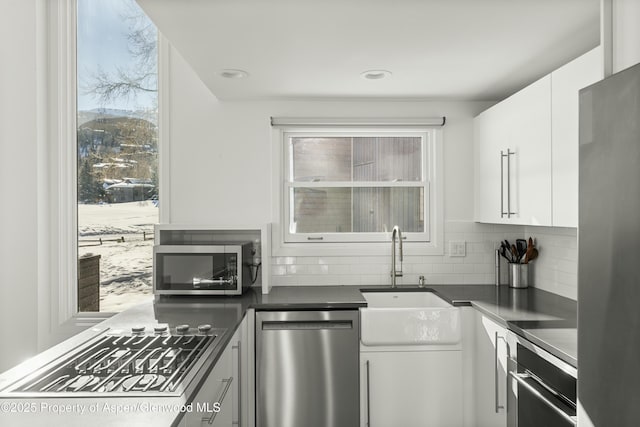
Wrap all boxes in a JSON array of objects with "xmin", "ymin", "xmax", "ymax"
[{"xmin": 78, "ymin": 201, "xmax": 158, "ymax": 312}]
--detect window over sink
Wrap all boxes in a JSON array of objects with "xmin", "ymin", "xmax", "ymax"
[{"xmin": 279, "ymin": 127, "xmax": 441, "ymax": 245}]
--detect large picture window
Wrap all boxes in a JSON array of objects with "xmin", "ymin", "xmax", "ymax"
[
  {"xmin": 283, "ymin": 129, "xmax": 436, "ymax": 243},
  {"xmin": 76, "ymin": 0, "xmax": 158, "ymax": 313}
]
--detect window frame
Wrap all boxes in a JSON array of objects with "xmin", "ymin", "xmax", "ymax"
[
  {"xmin": 283, "ymin": 129, "xmax": 431, "ymax": 243},
  {"xmin": 271, "ymin": 125, "xmax": 445, "ymax": 257},
  {"xmin": 45, "ymin": 0, "xmax": 169, "ymax": 335}
]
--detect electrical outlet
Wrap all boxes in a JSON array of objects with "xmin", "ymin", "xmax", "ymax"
[{"xmin": 449, "ymin": 240, "xmax": 466, "ymax": 257}]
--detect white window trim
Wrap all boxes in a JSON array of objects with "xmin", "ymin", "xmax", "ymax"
[
  {"xmin": 283, "ymin": 129, "xmax": 430, "ymax": 243},
  {"xmin": 42, "ymin": 1, "xmax": 169, "ymax": 341},
  {"xmin": 271, "ymin": 126, "xmax": 444, "ymax": 257}
]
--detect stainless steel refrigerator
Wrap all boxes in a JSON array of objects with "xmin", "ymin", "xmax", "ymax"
[{"xmin": 579, "ymin": 61, "xmax": 640, "ymax": 426}]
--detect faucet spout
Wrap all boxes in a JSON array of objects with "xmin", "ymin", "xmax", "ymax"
[{"xmin": 391, "ymin": 225, "xmax": 403, "ymax": 287}]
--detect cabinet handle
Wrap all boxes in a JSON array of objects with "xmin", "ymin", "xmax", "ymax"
[
  {"xmin": 232, "ymin": 343, "xmax": 241, "ymax": 426},
  {"xmin": 204, "ymin": 376, "xmax": 234, "ymax": 425},
  {"xmin": 500, "ymin": 151, "xmax": 506, "ymax": 218},
  {"xmin": 494, "ymin": 332, "xmax": 507, "ymax": 413},
  {"xmin": 507, "ymin": 149, "xmax": 515, "ymax": 218},
  {"xmin": 366, "ymin": 360, "xmax": 371, "ymax": 427},
  {"xmin": 501, "ymin": 149, "xmax": 516, "ymax": 218}
]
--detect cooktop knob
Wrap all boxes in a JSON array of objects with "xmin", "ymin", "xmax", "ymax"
[
  {"xmin": 198, "ymin": 324, "xmax": 212, "ymax": 334},
  {"xmin": 154, "ymin": 325, "xmax": 168, "ymax": 334},
  {"xmin": 176, "ymin": 324, "xmax": 190, "ymax": 335},
  {"xmin": 131, "ymin": 326, "xmax": 146, "ymax": 336}
]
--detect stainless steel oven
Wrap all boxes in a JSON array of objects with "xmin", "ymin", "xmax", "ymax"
[
  {"xmin": 506, "ymin": 331, "xmax": 577, "ymax": 427},
  {"xmin": 153, "ymin": 243, "xmax": 253, "ymax": 295}
]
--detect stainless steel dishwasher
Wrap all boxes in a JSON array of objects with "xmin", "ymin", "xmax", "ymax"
[{"xmin": 256, "ymin": 310, "xmax": 360, "ymax": 427}]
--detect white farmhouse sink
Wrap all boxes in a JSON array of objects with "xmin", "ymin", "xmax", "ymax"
[{"xmin": 360, "ymin": 292, "xmax": 461, "ymax": 346}]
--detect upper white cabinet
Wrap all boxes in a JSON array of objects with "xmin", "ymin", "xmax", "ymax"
[
  {"xmin": 474, "ymin": 100, "xmax": 508, "ymax": 223},
  {"xmin": 474, "ymin": 47, "xmax": 602, "ymax": 226},
  {"xmin": 551, "ymin": 47, "xmax": 603, "ymax": 227},
  {"xmin": 474, "ymin": 75, "xmax": 552, "ymax": 225}
]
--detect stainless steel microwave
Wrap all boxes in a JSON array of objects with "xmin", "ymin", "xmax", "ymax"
[{"xmin": 153, "ymin": 243, "xmax": 253, "ymax": 295}]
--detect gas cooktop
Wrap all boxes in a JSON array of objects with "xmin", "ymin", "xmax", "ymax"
[{"xmin": 0, "ymin": 324, "xmax": 224, "ymax": 397}]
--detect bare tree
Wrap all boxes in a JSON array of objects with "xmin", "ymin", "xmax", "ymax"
[{"xmin": 83, "ymin": 3, "xmax": 157, "ymax": 105}]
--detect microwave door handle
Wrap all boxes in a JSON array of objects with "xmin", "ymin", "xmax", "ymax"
[
  {"xmin": 508, "ymin": 372, "xmax": 577, "ymax": 426},
  {"xmin": 193, "ymin": 278, "xmax": 234, "ymax": 285}
]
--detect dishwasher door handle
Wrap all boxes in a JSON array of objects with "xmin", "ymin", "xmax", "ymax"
[{"xmin": 261, "ymin": 320, "xmax": 353, "ymax": 331}]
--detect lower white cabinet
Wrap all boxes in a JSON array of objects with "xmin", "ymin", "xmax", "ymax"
[
  {"xmin": 184, "ymin": 316, "xmax": 249, "ymax": 427},
  {"xmin": 184, "ymin": 340, "xmax": 233, "ymax": 427},
  {"xmin": 232, "ymin": 315, "xmax": 250, "ymax": 426},
  {"xmin": 473, "ymin": 311, "xmax": 508, "ymax": 427},
  {"xmin": 360, "ymin": 350, "xmax": 463, "ymax": 427}
]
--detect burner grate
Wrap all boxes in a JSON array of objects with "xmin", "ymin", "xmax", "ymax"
[{"xmin": 15, "ymin": 333, "xmax": 216, "ymax": 394}]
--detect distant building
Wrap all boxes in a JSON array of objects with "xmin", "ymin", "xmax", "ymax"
[{"xmin": 104, "ymin": 178, "xmax": 154, "ymax": 203}]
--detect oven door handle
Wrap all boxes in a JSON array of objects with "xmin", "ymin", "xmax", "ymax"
[{"xmin": 508, "ymin": 372, "xmax": 577, "ymax": 426}]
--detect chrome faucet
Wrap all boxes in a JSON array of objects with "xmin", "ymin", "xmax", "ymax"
[{"xmin": 390, "ymin": 225, "xmax": 403, "ymax": 287}]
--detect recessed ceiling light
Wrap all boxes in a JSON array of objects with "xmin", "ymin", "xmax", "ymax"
[
  {"xmin": 360, "ymin": 70, "xmax": 392, "ymax": 80},
  {"xmin": 219, "ymin": 69, "xmax": 249, "ymax": 79}
]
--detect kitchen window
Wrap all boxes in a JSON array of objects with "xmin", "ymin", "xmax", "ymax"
[{"xmin": 280, "ymin": 126, "xmax": 442, "ymax": 246}]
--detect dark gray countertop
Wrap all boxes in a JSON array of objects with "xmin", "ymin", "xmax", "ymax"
[
  {"xmin": 161, "ymin": 284, "xmax": 576, "ymax": 366},
  {"xmin": 434, "ymin": 285, "xmax": 577, "ymax": 367}
]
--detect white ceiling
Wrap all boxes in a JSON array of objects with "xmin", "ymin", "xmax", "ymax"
[{"xmin": 137, "ymin": 0, "xmax": 600, "ymax": 101}]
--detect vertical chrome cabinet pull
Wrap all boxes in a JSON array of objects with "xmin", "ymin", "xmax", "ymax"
[
  {"xmin": 204, "ymin": 377, "xmax": 234, "ymax": 425},
  {"xmin": 494, "ymin": 332, "xmax": 506, "ymax": 413},
  {"xmin": 232, "ymin": 343, "xmax": 241, "ymax": 426},
  {"xmin": 500, "ymin": 150, "xmax": 506, "ymax": 218},
  {"xmin": 507, "ymin": 149, "xmax": 516, "ymax": 218},
  {"xmin": 366, "ymin": 360, "xmax": 371, "ymax": 427}
]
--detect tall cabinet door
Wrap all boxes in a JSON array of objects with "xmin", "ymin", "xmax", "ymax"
[
  {"xmin": 503, "ymin": 74, "xmax": 552, "ymax": 226},
  {"xmin": 231, "ymin": 316, "xmax": 249, "ymax": 427},
  {"xmin": 185, "ymin": 343, "xmax": 234, "ymax": 427},
  {"xmin": 551, "ymin": 47, "xmax": 603, "ymax": 227},
  {"xmin": 473, "ymin": 312, "xmax": 508, "ymax": 427},
  {"xmin": 474, "ymin": 101, "xmax": 508, "ymax": 223}
]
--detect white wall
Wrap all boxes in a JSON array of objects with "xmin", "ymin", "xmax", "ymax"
[
  {"xmin": 166, "ymin": 46, "xmax": 525, "ymax": 286},
  {"xmin": 612, "ymin": 0, "xmax": 640, "ymax": 72},
  {"xmin": 167, "ymin": 47, "xmax": 491, "ymax": 225},
  {"xmin": 0, "ymin": 0, "xmax": 41, "ymax": 372},
  {"xmin": 166, "ymin": 45, "xmax": 585, "ymax": 296}
]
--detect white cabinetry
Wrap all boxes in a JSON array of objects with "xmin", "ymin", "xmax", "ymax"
[
  {"xmin": 360, "ymin": 350, "xmax": 463, "ymax": 427},
  {"xmin": 551, "ymin": 47, "xmax": 603, "ymax": 227},
  {"xmin": 474, "ymin": 75, "xmax": 552, "ymax": 226},
  {"xmin": 473, "ymin": 311, "xmax": 508, "ymax": 427},
  {"xmin": 185, "ymin": 340, "xmax": 233, "ymax": 427},
  {"xmin": 184, "ymin": 316, "xmax": 249, "ymax": 427},
  {"xmin": 474, "ymin": 101, "xmax": 508, "ymax": 224},
  {"xmin": 474, "ymin": 48, "xmax": 602, "ymax": 227},
  {"xmin": 230, "ymin": 315, "xmax": 250, "ymax": 427}
]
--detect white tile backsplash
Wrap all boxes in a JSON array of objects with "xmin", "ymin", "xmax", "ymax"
[
  {"xmin": 525, "ymin": 226, "xmax": 578, "ymax": 300},
  {"xmin": 271, "ymin": 221, "xmax": 524, "ymax": 287},
  {"xmin": 269, "ymin": 221, "xmax": 579, "ymax": 301}
]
